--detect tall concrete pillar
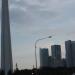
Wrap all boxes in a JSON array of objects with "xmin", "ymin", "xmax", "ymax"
[{"xmin": 1, "ymin": 0, "xmax": 13, "ymax": 75}]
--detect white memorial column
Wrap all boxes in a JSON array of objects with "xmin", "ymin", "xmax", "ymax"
[{"xmin": 1, "ymin": 0, "xmax": 13, "ymax": 75}]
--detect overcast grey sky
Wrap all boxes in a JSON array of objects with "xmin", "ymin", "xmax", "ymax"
[{"xmin": 0, "ymin": 0, "xmax": 75, "ymax": 69}]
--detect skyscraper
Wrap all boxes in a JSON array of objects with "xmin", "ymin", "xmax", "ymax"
[
  {"xmin": 1, "ymin": 0, "xmax": 13, "ymax": 75},
  {"xmin": 51, "ymin": 45, "xmax": 61, "ymax": 60},
  {"xmin": 65, "ymin": 40, "xmax": 75, "ymax": 67},
  {"xmin": 51, "ymin": 45, "xmax": 61, "ymax": 67},
  {"xmin": 40, "ymin": 48, "xmax": 49, "ymax": 68}
]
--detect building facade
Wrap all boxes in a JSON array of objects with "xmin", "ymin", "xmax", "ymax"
[
  {"xmin": 40, "ymin": 48, "xmax": 49, "ymax": 68},
  {"xmin": 51, "ymin": 45, "xmax": 61, "ymax": 67},
  {"xmin": 65, "ymin": 40, "xmax": 75, "ymax": 67},
  {"xmin": 51, "ymin": 45, "xmax": 61, "ymax": 60}
]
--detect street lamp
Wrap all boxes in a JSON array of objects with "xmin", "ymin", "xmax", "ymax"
[{"xmin": 35, "ymin": 36, "xmax": 52, "ymax": 69}]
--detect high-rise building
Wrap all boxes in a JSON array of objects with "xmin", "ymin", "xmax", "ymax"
[
  {"xmin": 40, "ymin": 48, "xmax": 49, "ymax": 68},
  {"xmin": 1, "ymin": 0, "xmax": 13, "ymax": 75},
  {"xmin": 51, "ymin": 45, "xmax": 61, "ymax": 60},
  {"xmin": 65, "ymin": 40, "xmax": 75, "ymax": 67},
  {"xmin": 51, "ymin": 45, "xmax": 61, "ymax": 67}
]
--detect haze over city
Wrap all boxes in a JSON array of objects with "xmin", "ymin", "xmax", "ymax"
[{"xmin": 0, "ymin": 0, "xmax": 75, "ymax": 69}]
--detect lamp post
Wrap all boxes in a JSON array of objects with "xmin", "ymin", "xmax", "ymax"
[{"xmin": 35, "ymin": 36, "xmax": 52, "ymax": 69}]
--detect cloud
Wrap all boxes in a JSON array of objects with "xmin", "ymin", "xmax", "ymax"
[
  {"xmin": 8, "ymin": 0, "xmax": 75, "ymax": 29},
  {"xmin": 9, "ymin": 0, "xmax": 63, "ymax": 28}
]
